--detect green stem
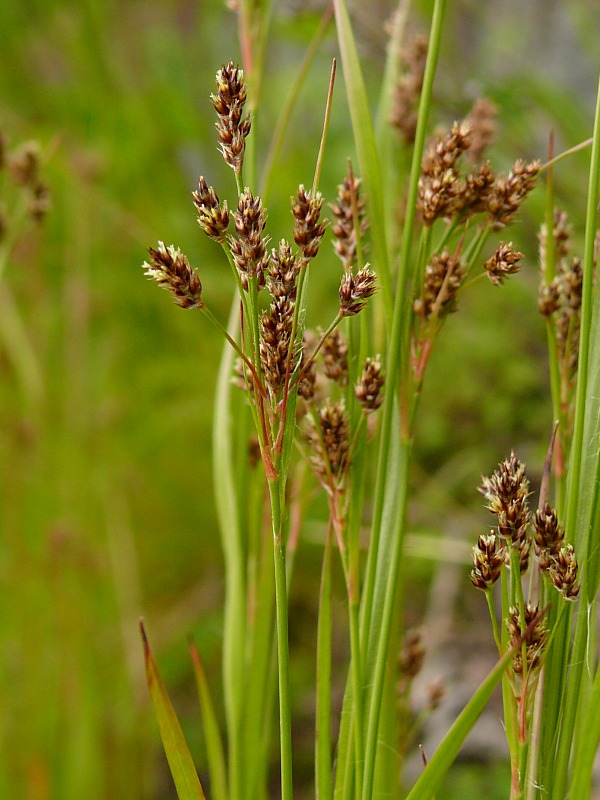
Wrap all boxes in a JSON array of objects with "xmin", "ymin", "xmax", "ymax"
[
  {"xmin": 268, "ymin": 476, "xmax": 293, "ymax": 800},
  {"xmin": 316, "ymin": 529, "xmax": 333, "ymax": 800}
]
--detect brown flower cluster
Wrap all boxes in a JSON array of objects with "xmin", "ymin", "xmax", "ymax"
[
  {"xmin": 143, "ymin": 242, "xmax": 204, "ymax": 309},
  {"xmin": 418, "ymin": 115, "xmax": 539, "ymax": 228},
  {"xmin": 330, "ymin": 168, "xmax": 368, "ymax": 270},
  {"xmin": 211, "ymin": 61, "xmax": 252, "ymax": 174},
  {"xmin": 390, "ymin": 36, "xmax": 428, "ymax": 144},
  {"xmin": 484, "ymin": 242, "xmax": 524, "ymax": 286},
  {"xmin": 293, "ymin": 186, "xmax": 327, "ymax": 263},
  {"xmin": 306, "ymin": 401, "xmax": 350, "ymax": 485},
  {"xmin": 413, "ymin": 249, "xmax": 466, "ymax": 320},
  {"xmin": 506, "ymin": 603, "xmax": 548, "ymax": 674},
  {"xmin": 193, "ymin": 177, "xmax": 229, "ymax": 242},
  {"xmin": 339, "ymin": 266, "xmax": 377, "ymax": 316}
]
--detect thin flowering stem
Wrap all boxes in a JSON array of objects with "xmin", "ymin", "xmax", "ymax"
[{"xmin": 312, "ymin": 59, "xmax": 337, "ymax": 196}]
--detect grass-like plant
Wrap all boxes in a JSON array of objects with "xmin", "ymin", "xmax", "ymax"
[{"xmin": 140, "ymin": 2, "xmax": 600, "ymax": 798}]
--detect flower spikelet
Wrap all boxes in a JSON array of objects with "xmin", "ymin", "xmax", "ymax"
[
  {"xmin": 229, "ymin": 189, "xmax": 269, "ymax": 290},
  {"xmin": 355, "ymin": 356, "xmax": 385, "ymax": 411},
  {"xmin": 292, "ymin": 185, "xmax": 327, "ymax": 262},
  {"xmin": 330, "ymin": 169, "xmax": 368, "ymax": 270},
  {"xmin": 211, "ymin": 61, "xmax": 251, "ymax": 174},
  {"xmin": 322, "ymin": 328, "xmax": 349, "ymax": 385},
  {"xmin": 192, "ymin": 177, "xmax": 229, "ymax": 242},
  {"xmin": 143, "ymin": 242, "xmax": 203, "ymax": 309},
  {"xmin": 507, "ymin": 603, "xmax": 548, "ymax": 674},
  {"xmin": 307, "ymin": 401, "xmax": 350, "ymax": 483},
  {"xmin": 268, "ymin": 240, "xmax": 300, "ymax": 301},
  {"xmin": 413, "ymin": 249, "xmax": 465, "ymax": 319},
  {"xmin": 339, "ymin": 266, "xmax": 377, "ymax": 316},
  {"xmin": 390, "ymin": 36, "xmax": 428, "ymax": 144},
  {"xmin": 480, "ymin": 451, "xmax": 531, "ymax": 545},
  {"xmin": 471, "ymin": 532, "xmax": 505, "ymax": 590},
  {"xmin": 549, "ymin": 543, "xmax": 580, "ymax": 600},
  {"xmin": 259, "ymin": 297, "xmax": 296, "ymax": 399},
  {"xmin": 484, "ymin": 242, "xmax": 524, "ymax": 286},
  {"xmin": 486, "ymin": 159, "xmax": 540, "ymax": 229}
]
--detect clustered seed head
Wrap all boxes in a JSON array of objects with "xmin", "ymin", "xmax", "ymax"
[
  {"xmin": 538, "ymin": 211, "xmax": 583, "ymax": 381},
  {"xmin": 355, "ymin": 356, "xmax": 385, "ymax": 411},
  {"xmin": 211, "ymin": 61, "xmax": 252, "ymax": 174},
  {"xmin": 292, "ymin": 185, "xmax": 327, "ymax": 262},
  {"xmin": 307, "ymin": 401, "xmax": 350, "ymax": 484},
  {"xmin": 480, "ymin": 452, "xmax": 531, "ymax": 559},
  {"xmin": 413, "ymin": 249, "xmax": 465, "ymax": 319},
  {"xmin": 506, "ymin": 603, "xmax": 548, "ymax": 674},
  {"xmin": 549, "ymin": 543, "xmax": 580, "ymax": 600},
  {"xmin": 322, "ymin": 328, "xmax": 349, "ymax": 385},
  {"xmin": 419, "ymin": 122, "xmax": 473, "ymax": 225},
  {"xmin": 143, "ymin": 242, "xmax": 204, "ymax": 309},
  {"xmin": 399, "ymin": 630, "xmax": 425, "ymax": 681},
  {"xmin": 389, "ymin": 36, "xmax": 428, "ymax": 144},
  {"xmin": 339, "ymin": 266, "xmax": 377, "ymax": 316},
  {"xmin": 192, "ymin": 177, "xmax": 230, "ymax": 242},
  {"xmin": 330, "ymin": 170, "xmax": 368, "ymax": 270},
  {"xmin": 484, "ymin": 242, "xmax": 524, "ymax": 286},
  {"xmin": 229, "ymin": 189, "xmax": 269, "ymax": 291},
  {"xmin": 471, "ymin": 532, "xmax": 505, "ymax": 591},
  {"xmin": 486, "ymin": 159, "xmax": 540, "ymax": 229},
  {"xmin": 259, "ymin": 297, "xmax": 296, "ymax": 399},
  {"xmin": 465, "ymin": 98, "xmax": 497, "ymax": 163},
  {"xmin": 533, "ymin": 502, "xmax": 564, "ymax": 571},
  {"xmin": 268, "ymin": 239, "xmax": 300, "ymax": 301}
]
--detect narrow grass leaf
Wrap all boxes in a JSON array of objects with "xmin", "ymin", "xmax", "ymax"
[
  {"xmin": 189, "ymin": 640, "xmax": 228, "ymax": 800},
  {"xmin": 404, "ymin": 643, "xmax": 521, "ymax": 800},
  {"xmin": 140, "ymin": 621, "xmax": 206, "ymax": 800}
]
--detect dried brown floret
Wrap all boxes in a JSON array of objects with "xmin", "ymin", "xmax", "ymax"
[
  {"xmin": 549, "ymin": 543, "xmax": 580, "ymax": 600},
  {"xmin": 339, "ymin": 266, "xmax": 377, "ymax": 316},
  {"xmin": 484, "ymin": 242, "xmax": 524, "ymax": 286},
  {"xmin": 480, "ymin": 451, "xmax": 531, "ymax": 545},
  {"xmin": 389, "ymin": 36, "xmax": 428, "ymax": 144},
  {"xmin": 533, "ymin": 502, "xmax": 564, "ymax": 571},
  {"xmin": 413, "ymin": 249, "xmax": 465, "ymax": 319},
  {"xmin": 211, "ymin": 61, "xmax": 252, "ymax": 174},
  {"xmin": 330, "ymin": 169, "xmax": 368, "ymax": 270},
  {"xmin": 306, "ymin": 401, "xmax": 350, "ymax": 483},
  {"xmin": 471, "ymin": 532, "xmax": 505, "ymax": 590},
  {"xmin": 322, "ymin": 328, "xmax": 349, "ymax": 385},
  {"xmin": 292, "ymin": 185, "xmax": 327, "ymax": 262},
  {"xmin": 506, "ymin": 603, "xmax": 548, "ymax": 674},
  {"xmin": 229, "ymin": 189, "xmax": 269, "ymax": 290},
  {"xmin": 268, "ymin": 240, "xmax": 300, "ymax": 301},
  {"xmin": 355, "ymin": 356, "xmax": 384, "ymax": 412},
  {"xmin": 486, "ymin": 159, "xmax": 540, "ymax": 229},
  {"xmin": 259, "ymin": 297, "xmax": 296, "ymax": 398},
  {"xmin": 143, "ymin": 242, "xmax": 204, "ymax": 309},
  {"xmin": 192, "ymin": 177, "xmax": 230, "ymax": 242}
]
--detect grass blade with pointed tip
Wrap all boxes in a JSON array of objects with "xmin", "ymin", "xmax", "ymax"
[
  {"xmin": 189, "ymin": 639, "xmax": 228, "ymax": 800},
  {"xmin": 140, "ymin": 621, "xmax": 207, "ymax": 800}
]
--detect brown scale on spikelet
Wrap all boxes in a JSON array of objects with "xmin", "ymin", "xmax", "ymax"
[
  {"xmin": 471, "ymin": 532, "xmax": 505, "ymax": 590},
  {"xmin": 193, "ymin": 177, "xmax": 230, "ymax": 242},
  {"xmin": 229, "ymin": 190, "xmax": 269, "ymax": 291},
  {"xmin": 211, "ymin": 61, "xmax": 252, "ymax": 174},
  {"xmin": 484, "ymin": 242, "xmax": 524, "ymax": 286},
  {"xmin": 267, "ymin": 240, "xmax": 300, "ymax": 301},
  {"xmin": 339, "ymin": 266, "xmax": 377, "ymax": 316},
  {"xmin": 533, "ymin": 502, "xmax": 564, "ymax": 572},
  {"xmin": 355, "ymin": 356, "xmax": 385, "ymax": 412},
  {"xmin": 322, "ymin": 328, "xmax": 349, "ymax": 385},
  {"xmin": 486, "ymin": 159, "xmax": 540, "ymax": 229},
  {"xmin": 418, "ymin": 122, "xmax": 473, "ymax": 225},
  {"xmin": 479, "ymin": 451, "xmax": 531, "ymax": 546},
  {"xmin": 292, "ymin": 185, "xmax": 327, "ymax": 263},
  {"xmin": 306, "ymin": 401, "xmax": 350, "ymax": 484},
  {"xmin": 389, "ymin": 36, "xmax": 428, "ymax": 144},
  {"xmin": 259, "ymin": 297, "xmax": 296, "ymax": 399},
  {"xmin": 330, "ymin": 169, "xmax": 368, "ymax": 270},
  {"xmin": 143, "ymin": 242, "xmax": 204, "ymax": 309},
  {"xmin": 413, "ymin": 249, "xmax": 466, "ymax": 320},
  {"xmin": 465, "ymin": 98, "xmax": 497, "ymax": 163},
  {"xmin": 549, "ymin": 543, "xmax": 580, "ymax": 600},
  {"xmin": 507, "ymin": 603, "xmax": 548, "ymax": 674}
]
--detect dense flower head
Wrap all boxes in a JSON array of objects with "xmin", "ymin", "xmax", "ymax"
[{"xmin": 143, "ymin": 242, "xmax": 203, "ymax": 309}]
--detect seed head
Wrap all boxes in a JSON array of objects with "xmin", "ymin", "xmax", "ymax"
[
  {"xmin": 211, "ymin": 61, "xmax": 252, "ymax": 174},
  {"xmin": 339, "ymin": 266, "xmax": 377, "ymax": 316},
  {"xmin": 484, "ymin": 242, "xmax": 524, "ymax": 286},
  {"xmin": 470, "ymin": 532, "xmax": 505, "ymax": 590},
  {"xmin": 330, "ymin": 169, "xmax": 368, "ymax": 270},
  {"xmin": 322, "ymin": 328, "xmax": 349, "ymax": 385},
  {"xmin": 292, "ymin": 185, "xmax": 327, "ymax": 262},
  {"xmin": 306, "ymin": 401, "xmax": 350, "ymax": 484},
  {"xmin": 479, "ymin": 451, "xmax": 531, "ymax": 544},
  {"xmin": 143, "ymin": 242, "xmax": 204, "ymax": 309},
  {"xmin": 533, "ymin": 502, "xmax": 564, "ymax": 571},
  {"xmin": 268, "ymin": 239, "xmax": 300, "ymax": 301},
  {"xmin": 355, "ymin": 356, "xmax": 385, "ymax": 412},
  {"xmin": 229, "ymin": 189, "xmax": 269, "ymax": 290},
  {"xmin": 506, "ymin": 603, "xmax": 548, "ymax": 674},
  {"xmin": 486, "ymin": 159, "xmax": 540, "ymax": 229},
  {"xmin": 413, "ymin": 249, "xmax": 465, "ymax": 319},
  {"xmin": 549, "ymin": 543, "xmax": 580, "ymax": 600},
  {"xmin": 192, "ymin": 177, "xmax": 229, "ymax": 242},
  {"xmin": 259, "ymin": 297, "xmax": 296, "ymax": 399}
]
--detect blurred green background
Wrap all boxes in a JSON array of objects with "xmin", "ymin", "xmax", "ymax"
[{"xmin": 0, "ymin": 1, "xmax": 597, "ymax": 798}]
